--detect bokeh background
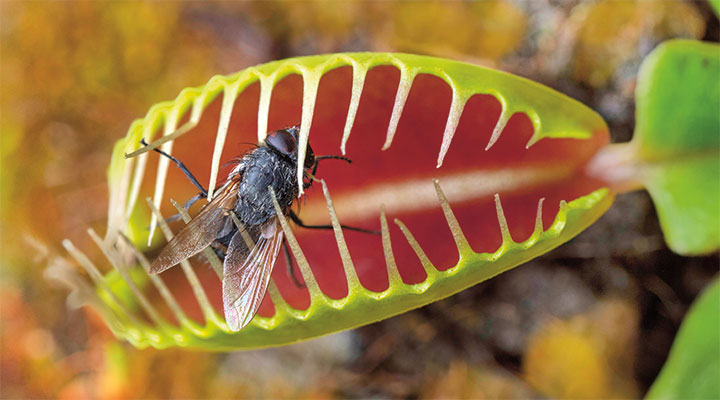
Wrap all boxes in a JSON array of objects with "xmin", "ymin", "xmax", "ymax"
[{"xmin": 1, "ymin": 1, "xmax": 718, "ymax": 398}]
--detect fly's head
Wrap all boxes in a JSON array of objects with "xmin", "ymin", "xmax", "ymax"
[
  {"xmin": 265, "ymin": 126, "xmax": 316, "ymax": 171},
  {"xmin": 265, "ymin": 125, "xmax": 319, "ymax": 191}
]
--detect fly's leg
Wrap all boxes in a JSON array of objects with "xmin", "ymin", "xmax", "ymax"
[
  {"xmin": 312, "ymin": 155, "xmax": 352, "ymax": 176},
  {"xmin": 284, "ymin": 209, "xmax": 378, "ymax": 288},
  {"xmin": 288, "ymin": 210, "xmax": 380, "ymax": 235},
  {"xmin": 141, "ymin": 138, "xmax": 208, "ymax": 222},
  {"xmin": 283, "ymin": 238, "xmax": 305, "ymax": 288},
  {"xmin": 145, "ymin": 191, "xmax": 207, "ymax": 229},
  {"xmin": 140, "ymin": 139, "xmax": 208, "ymax": 197}
]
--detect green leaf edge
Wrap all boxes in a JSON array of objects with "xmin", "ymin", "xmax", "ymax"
[
  {"xmin": 646, "ymin": 277, "xmax": 720, "ymax": 399},
  {"xmin": 116, "ymin": 52, "xmax": 607, "ymax": 156},
  {"xmin": 709, "ymin": 0, "xmax": 720, "ymax": 19}
]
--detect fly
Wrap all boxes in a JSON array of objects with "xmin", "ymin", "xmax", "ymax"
[{"xmin": 139, "ymin": 126, "xmax": 376, "ymax": 331}]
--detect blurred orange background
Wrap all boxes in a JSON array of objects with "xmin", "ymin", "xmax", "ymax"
[{"xmin": 1, "ymin": 2, "xmax": 716, "ymax": 398}]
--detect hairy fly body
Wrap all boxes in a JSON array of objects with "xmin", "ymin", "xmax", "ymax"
[{"xmin": 142, "ymin": 126, "xmax": 374, "ymax": 331}]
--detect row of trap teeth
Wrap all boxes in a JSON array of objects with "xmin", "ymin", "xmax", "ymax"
[
  {"xmin": 56, "ymin": 176, "xmax": 548, "ymax": 339},
  {"xmin": 117, "ymin": 54, "xmax": 543, "ymax": 249}
]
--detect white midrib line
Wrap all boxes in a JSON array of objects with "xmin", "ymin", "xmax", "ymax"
[{"xmin": 299, "ymin": 165, "xmax": 573, "ymax": 224}]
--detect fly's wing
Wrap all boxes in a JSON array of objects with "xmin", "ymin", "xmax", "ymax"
[
  {"xmin": 150, "ymin": 179, "xmax": 240, "ymax": 274},
  {"xmin": 222, "ymin": 218, "xmax": 284, "ymax": 331}
]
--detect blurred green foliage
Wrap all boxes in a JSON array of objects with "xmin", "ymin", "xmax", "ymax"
[{"xmin": 647, "ymin": 278, "xmax": 720, "ymax": 399}]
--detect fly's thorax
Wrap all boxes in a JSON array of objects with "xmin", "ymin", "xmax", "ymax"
[{"xmin": 234, "ymin": 147, "xmax": 299, "ymax": 226}]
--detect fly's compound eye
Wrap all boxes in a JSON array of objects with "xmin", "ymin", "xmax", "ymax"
[{"xmin": 265, "ymin": 130, "xmax": 297, "ymax": 155}]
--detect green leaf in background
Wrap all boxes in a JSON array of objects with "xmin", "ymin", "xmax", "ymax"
[
  {"xmin": 647, "ymin": 277, "xmax": 720, "ymax": 399},
  {"xmin": 633, "ymin": 39, "xmax": 720, "ymax": 255},
  {"xmin": 709, "ymin": 0, "xmax": 720, "ymax": 18}
]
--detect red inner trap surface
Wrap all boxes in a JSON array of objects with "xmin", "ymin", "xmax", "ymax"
[{"xmin": 143, "ymin": 65, "xmax": 608, "ymax": 320}]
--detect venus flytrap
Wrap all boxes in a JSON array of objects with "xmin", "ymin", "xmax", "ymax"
[{"xmin": 47, "ymin": 46, "xmax": 717, "ymax": 351}]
